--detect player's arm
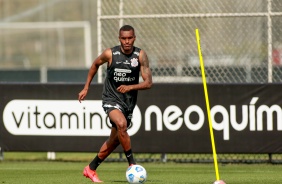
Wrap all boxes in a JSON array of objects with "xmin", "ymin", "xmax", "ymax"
[
  {"xmin": 117, "ymin": 50, "xmax": 153, "ymax": 93},
  {"xmin": 137, "ymin": 50, "xmax": 153, "ymax": 89},
  {"xmin": 78, "ymin": 48, "xmax": 112, "ymax": 102}
]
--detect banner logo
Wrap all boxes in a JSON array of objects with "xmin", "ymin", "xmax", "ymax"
[
  {"xmin": 3, "ymin": 100, "xmax": 142, "ymax": 136},
  {"xmin": 3, "ymin": 97, "xmax": 282, "ymax": 140}
]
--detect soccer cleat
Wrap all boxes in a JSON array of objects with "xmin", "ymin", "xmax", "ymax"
[{"xmin": 83, "ymin": 165, "xmax": 103, "ymax": 183}]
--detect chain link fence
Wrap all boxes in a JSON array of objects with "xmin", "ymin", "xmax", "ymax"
[
  {"xmin": 98, "ymin": 0, "xmax": 282, "ymax": 83},
  {"xmin": 1, "ymin": 0, "xmax": 282, "ymax": 83}
]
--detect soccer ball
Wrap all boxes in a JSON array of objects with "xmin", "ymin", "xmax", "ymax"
[
  {"xmin": 126, "ymin": 164, "xmax": 147, "ymax": 184},
  {"xmin": 213, "ymin": 180, "xmax": 226, "ymax": 184}
]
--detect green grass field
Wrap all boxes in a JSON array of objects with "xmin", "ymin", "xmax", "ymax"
[
  {"xmin": 1, "ymin": 152, "xmax": 282, "ymax": 183},
  {"xmin": 1, "ymin": 161, "xmax": 282, "ymax": 184}
]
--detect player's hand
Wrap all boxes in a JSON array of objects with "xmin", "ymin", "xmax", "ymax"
[
  {"xmin": 117, "ymin": 85, "xmax": 131, "ymax": 93},
  {"xmin": 78, "ymin": 88, "xmax": 88, "ymax": 103}
]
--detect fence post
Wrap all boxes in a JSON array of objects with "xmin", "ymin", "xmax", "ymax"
[
  {"xmin": 268, "ymin": 153, "xmax": 273, "ymax": 163},
  {"xmin": 161, "ymin": 153, "xmax": 167, "ymax": 163},
  {"xmin": 0, "ymin": 147, "xmax": 4, "ymax": 161}
]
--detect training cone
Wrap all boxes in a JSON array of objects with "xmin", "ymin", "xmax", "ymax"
[{"xmin": 213, "ymin": 180, "xmax": 226, "ymax": 184}]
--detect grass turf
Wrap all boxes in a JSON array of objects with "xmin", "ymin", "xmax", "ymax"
[{"xmin": 1, "ymin": 161, "xmax": 282, "ymax": 183}]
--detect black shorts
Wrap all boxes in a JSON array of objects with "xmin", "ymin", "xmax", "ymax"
[{"xmin": 102, "ymin": 102, "xmax": 132, "ymax": 129}]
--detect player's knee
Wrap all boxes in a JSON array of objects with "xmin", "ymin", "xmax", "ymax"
[{"xmin": 116, "ymin": 120, "xmax": 127, "ymax": 132}]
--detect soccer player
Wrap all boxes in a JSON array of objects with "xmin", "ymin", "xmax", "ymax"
[{"xmin": 78, "ymin": 25, "xmax": 153, "ymax": 182}]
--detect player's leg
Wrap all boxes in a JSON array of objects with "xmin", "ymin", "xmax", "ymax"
[
  {"xmin": 83, "ymin": 127, "xmax": 120, "ymax": 182},
  {"xmin": 108, "ymin": 109, "xmax": 136, "ymax": 165},
  {"xmin": 97, "ymin": 127, "xmax": 120, "ymax": 160},
  {"xmin": 88, "ymin": 127, "xmax": 120, "ymax": 169},
  {"xmin": 109, "ymin": 109, "xmax": 130, "ymax": 150}
]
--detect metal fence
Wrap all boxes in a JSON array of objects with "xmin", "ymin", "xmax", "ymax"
[
  {"xmin": 1, "ymin": 0, "xmax": 282, "ymax": 83},
  {"xmin": 98, "ymin": 0, "xmax": 282, "ymax": 83}
]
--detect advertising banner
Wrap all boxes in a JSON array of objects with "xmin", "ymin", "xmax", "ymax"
[{"xmin": 1, "ymin": 83, "xmax": 282, "ymax": 153}]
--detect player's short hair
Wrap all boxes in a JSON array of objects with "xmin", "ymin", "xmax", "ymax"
[{"xmin": 119, "ymin": 25, "xmax": 135, "ymax": 34}]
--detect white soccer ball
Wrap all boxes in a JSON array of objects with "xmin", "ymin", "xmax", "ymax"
[
  {"xmin": 213, "ymin": 180, "xmax": 226, "ymax": 184},
  {"xmin": 126, "ymin": 164, "xmax": 147, "ymax": 184}
]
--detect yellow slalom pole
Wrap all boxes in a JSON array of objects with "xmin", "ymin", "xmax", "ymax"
[{"xmin": 195, "ymin": 29, "xmax": 220, "ymax": 181}]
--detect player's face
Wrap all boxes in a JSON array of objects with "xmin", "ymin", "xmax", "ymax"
[{"xmin": 119, "ymin": 30, "xmax": 136, "ymax": 54}]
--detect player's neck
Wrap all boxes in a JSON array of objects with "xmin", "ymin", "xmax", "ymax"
[{"xmin": 120, "ymin": 46, "xmax": 134, "ymax": 55}]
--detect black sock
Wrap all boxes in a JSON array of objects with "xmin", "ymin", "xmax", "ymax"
[
  {"xmin": 89, "ymin": 155, "xmax": 103, "ymax": 170},
  {"xmin": 124, "ymin": 149, "xmax": 136, "ymax": 165}
]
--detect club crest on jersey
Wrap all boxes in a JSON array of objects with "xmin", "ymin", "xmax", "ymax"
[{"xmin": 130, "ymin": 58, "xmax": 139, "ymax": 67}]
